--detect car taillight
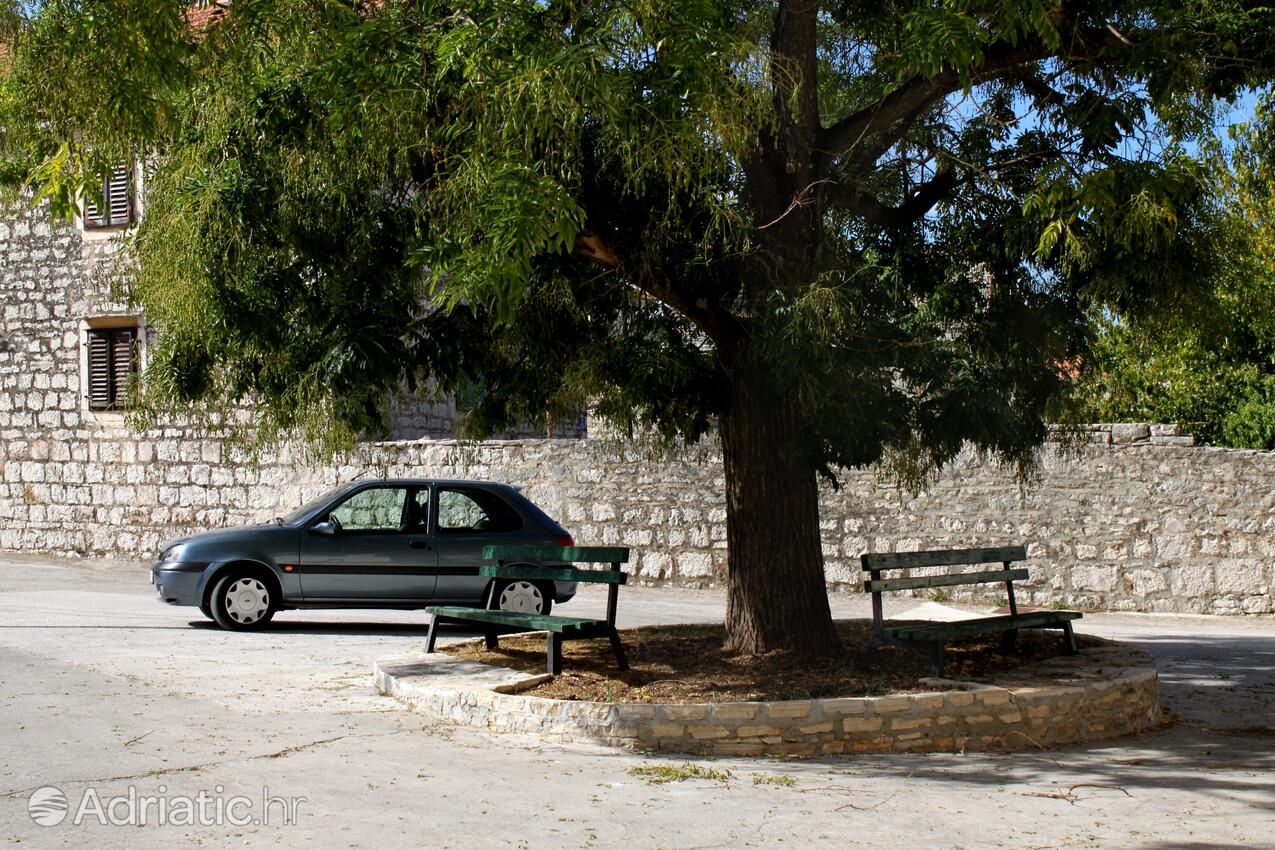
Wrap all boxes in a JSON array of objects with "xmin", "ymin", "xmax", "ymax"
[{"xmin": 554, "ymin": 533, "xmax": 574, "ymax": 547}]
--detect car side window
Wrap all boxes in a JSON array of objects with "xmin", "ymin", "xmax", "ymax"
[
  {"xmin": 328, "ymin": 487, "xmax": 408, "ymax": 532},
  {"xmin": 437, "ymin": 488, "xmax": 523, "ymax": 533}
]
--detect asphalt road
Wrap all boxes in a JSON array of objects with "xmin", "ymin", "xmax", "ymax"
[{"xmin": 1, "ymin": 553, "xmax": 1272, "ymax": 849}]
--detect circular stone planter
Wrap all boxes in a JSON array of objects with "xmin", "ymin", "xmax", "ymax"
[{"xmin": 374, "ymin": 636, "xmax": 1161, "ymax": 756}]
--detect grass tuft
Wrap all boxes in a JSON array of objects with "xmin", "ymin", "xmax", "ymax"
[{"xmin": 628, "ymin": 762, "xmax": 733, "ymax": 785}]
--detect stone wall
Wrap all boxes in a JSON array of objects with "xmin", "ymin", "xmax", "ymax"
[{"xmin": 1, "ymin": 421, "xmax": 1274, "ymax": 615}]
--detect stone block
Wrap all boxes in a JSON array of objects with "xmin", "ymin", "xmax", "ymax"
[
  {"xmin": 821, "ymin": 697, "xmax": 869, "ymax": 716},
  {"xmin": 711, "ymin": 742, "xmax": 764, "ymax": 757},
  {"xmin": 688, "ymin": 724, "xmax": 730, "ymax": 740},
  {"xmin": 645, "ymin": 723, "xmax": 684, "ymax": 739},
  {"xmin": 712, "ymin": 703, "xmax": 760, "ymax": 722},
  {"xmin": 1110, "ymin": 423, "xmax": 1150, "ymax": 443},
  {"xmin": 1216, "ymin": 559, "xmax": 1266, "ymax": 595},
  {"xmin": 870, "ymin": 695, "xmax": 912, "ymax": 714},
  {"xmin": 976, "ymin": 690, "xmax": 1011, "ymax": 707},
  {"xmin": 736, "ymin": 724, "xmax": 783, "ymax": 738},
  {"xmin": 889, "ymin": 717, "xmax": 931, "ymax": 732},
  {"xmin": 675, "ymin": 552, "xmax": 714, "ymax": 578},
  {"xmin": 660, "ymin": 705, "xmax": 707, "ymax": 722},
  {"xmin": 765, "ymin": 701, "xmax": 812, "ymax": 720},
  {"xmin": 1171, "ymin": 565, "xmax": 1214, "ymax": 598}
]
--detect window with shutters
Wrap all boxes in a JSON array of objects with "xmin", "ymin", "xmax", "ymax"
[
  {"xmin": 85, "ymin": 325, "xmax": 138, "ymax": 410},
  {"xmin": 83, "ymin": 164, "xmax": 133, "ymax": 229}
]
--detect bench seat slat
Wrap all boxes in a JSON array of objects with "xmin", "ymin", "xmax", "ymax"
[
  {"xmin": 478, "ymin": 564, "xmax": 627, "ymax": 584},
  {"xmin": 425, "ymin": 606, "xmax": 608, "ymax": 634},
  {"xmin": 864, "ymin": 568, "xmax": 1029, "ymax": 593},
  {"xmin": 483, "ymin": 545, "xmax": 629, "ymax": 564},
  {"xmin": 861, "ymin": 546, "xmax": 1026, "ymax": 571},
  {"xmin": 884, "ymin": 610, "xmax": 1081, "ymax": 641}
]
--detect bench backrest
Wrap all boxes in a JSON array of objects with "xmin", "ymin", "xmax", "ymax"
[
  {"xmin": 860, "ymin": 546, "xmax": 1028, "ymax": 593},
  {"xmin": 481, "ymin": 545, "xmax": 630, "ymax": 585},
  {"xmin": 861, "ymin": 545, "xmax": 1029, "ymax": 629}
]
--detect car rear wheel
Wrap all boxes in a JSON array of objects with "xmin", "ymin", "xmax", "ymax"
[
  {"xmin": 209, "ymin": 571, "xmax": 277, "ymax": 631},
  {"xmin": 496, "ymin": 580, "xmax": 552, "ymax": 616}
]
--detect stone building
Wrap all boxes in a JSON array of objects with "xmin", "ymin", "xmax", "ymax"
[{"xmin": 0, "ymin": 168, "xmax": 553, "ymax": 556}]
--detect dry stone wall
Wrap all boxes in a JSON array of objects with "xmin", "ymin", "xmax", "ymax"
[{"xmin": 0, "ymin": 421, "xmax": 1273, "ymax": 616}]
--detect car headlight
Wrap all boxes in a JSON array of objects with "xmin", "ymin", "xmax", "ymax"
[{"xmin": 161, "ymin": 545, "xmax": 185, "ymax": 564}]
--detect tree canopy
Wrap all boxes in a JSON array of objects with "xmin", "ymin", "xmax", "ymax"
[
  {"xmin": 1073, "ymin": 93, "xmax": 1275, "ymax": 448},
  {"xmin": 4, "ymin": 0, "xmax": 1275, "ymax": 654}
]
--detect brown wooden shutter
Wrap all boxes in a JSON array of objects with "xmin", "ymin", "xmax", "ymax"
[
  {"xmin": 86, "ymin": 325, "xmax": 138, "ymax": 409},
  {"xmin": 110, "ymin": 328, "xmax": 136, "ymax": 404},
  {"xmin": 86, "ymin": 330, "xmax": 113, "ymax": 409},
  {"xmin": 84, "ymin": 164, "xmax": 132, "ymax": 228},
  {"xmin": 105, "ymin": 165, "xmax": 132, "ymax": 226}
]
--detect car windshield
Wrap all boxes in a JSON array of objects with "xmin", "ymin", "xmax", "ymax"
[{"xmin": 277, "ymin": 486, "xmax": 350, "ymax": 525}]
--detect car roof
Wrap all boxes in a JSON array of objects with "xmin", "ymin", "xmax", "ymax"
[{"xmin": 337, "ymin": 478, "xmax": 519, "ymax": 490}]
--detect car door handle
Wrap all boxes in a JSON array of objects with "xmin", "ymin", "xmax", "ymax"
[{"xmin": 408, "ymin": 540, "xmax": 431, "ymax": 550}]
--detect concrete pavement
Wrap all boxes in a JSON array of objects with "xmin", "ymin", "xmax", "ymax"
[{"xmin": 1, "ymin": 554, "xmax": 1273, "ymax": 848}]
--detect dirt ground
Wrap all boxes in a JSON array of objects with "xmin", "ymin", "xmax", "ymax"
[{"xmin": 443, "ymin": 619, "xmax": 1101, "ymax": 702}]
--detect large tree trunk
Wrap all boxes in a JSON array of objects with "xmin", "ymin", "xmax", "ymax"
[{"xmin": 719, "ymin": 367, "xmax": 842, "ymax": 658}]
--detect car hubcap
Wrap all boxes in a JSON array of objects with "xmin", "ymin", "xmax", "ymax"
[
  {"xmin": 499, "ymin": 581, "xmax": 544, "ymax": 614},
  {"xmin": 224, "ymin": 578, "xmax": 269, "ymax": 624}
]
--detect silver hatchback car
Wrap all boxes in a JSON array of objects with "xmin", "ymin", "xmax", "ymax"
[{"xmin": 150, "ymin": 479, "xmax": 577, "ymax": 630}]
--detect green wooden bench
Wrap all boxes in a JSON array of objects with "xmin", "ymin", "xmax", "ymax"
[
  {"xmin": 861, "ymin": 545, "xmax": 1081, "ymax": 677},
  {"xmin": 424, "ymin": 545, "xmax": 630, "ymax": 675}
]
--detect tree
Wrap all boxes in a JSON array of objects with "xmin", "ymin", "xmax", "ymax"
[
  {"xmin": 1073, "ymin": 93, "xmax": 1275, "ymax": 448},
  {"xmin": 3, "ymin": 1, "xmax": 1274, "ymax": 656}
]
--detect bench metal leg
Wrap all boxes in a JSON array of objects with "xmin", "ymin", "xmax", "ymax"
[
  {"xmin": 858, "ymin": 634, "xmax": 884, "ymax": 671},
  {"xmin": 1001, "ymin": 629, "xmax": 1018, "ymax": 653},
  {"xmin": 1062, "ymin": 621, "xmax": 1078, "ymax": 654},
  {"xmin": 485, "ymin": 628, "xmax": 498, "ymax": 651},
  {"xmin": 547, "ymin": 633, "xmax": 563, "ymax": 675},
  {"xmin": 426, "ymin": 614, "xmax": 441, "ymax": 653},
  {"xmin": 608, "ymin": 629, "xmax": 629, "ymax": 672},
  {"xmin": 930, "ymin": 642, "xmax": 945, "ymax": 678}
]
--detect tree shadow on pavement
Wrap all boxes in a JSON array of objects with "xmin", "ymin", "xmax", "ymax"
[
  {"xmin": 626, "ymin": 630, "xmax": 1275, "ymax": 810},
  {"xmin": 1128, "ymin": 634, "xmax": 1275, "ymax": 730}
]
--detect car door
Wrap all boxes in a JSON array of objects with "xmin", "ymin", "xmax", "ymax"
[
  {"xmin": 297, "ymin": 484, "xmax": 437, "ymax": 601},
  {"xmin": 430, "ymin": 486, "xmax": 543, "ymax": 601}
]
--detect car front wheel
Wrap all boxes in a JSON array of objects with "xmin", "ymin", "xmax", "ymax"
[
  {"xmin": 209, "ymin": 572, "xmax": 277, "ymax": 631},
  {"xmin": 496, "ymin": 580, "xmax": 552, "ymax": 616}
]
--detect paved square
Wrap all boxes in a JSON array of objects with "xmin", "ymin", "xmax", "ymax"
[{"xmin": 1, "ymin": 555, "xmax": 1272, "ymax": 848}]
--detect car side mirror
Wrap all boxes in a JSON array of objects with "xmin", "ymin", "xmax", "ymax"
[{"xmin": 311, "ymin": 520, "xmax": 338, "ymax": 537}]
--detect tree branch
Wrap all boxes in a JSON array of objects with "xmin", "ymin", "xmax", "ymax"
[
  {"xmin": 572, "ymin": 231, "xmax": 742, "ymax": 346},
  {"xmin": 1015, "ymin": 69, "xmax": 1068, "ymax": 110},
  {"xmin": 573, "ymin": 231, "xmax": 620, "ymax": 269},
  {"xmin": 816, "ymin": 41, "xmax": 1055, "ymax": 172},
  {"xmin": 825, "ymin": 166, "xmax": 961, "ymax": 229},
  {"xmin": 897, "ymin": 167, "xmax": 961, "ymax": 223}
]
